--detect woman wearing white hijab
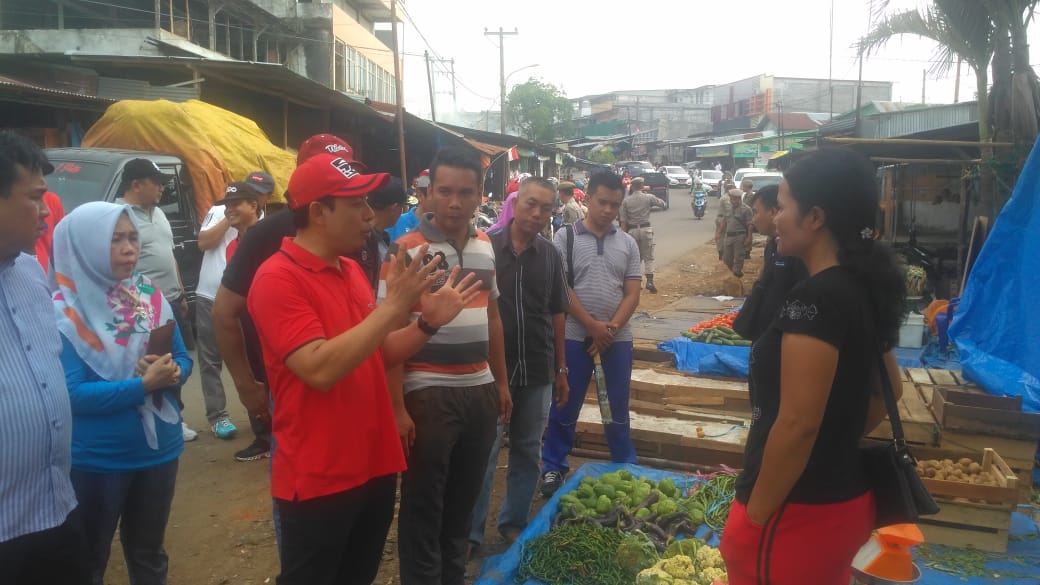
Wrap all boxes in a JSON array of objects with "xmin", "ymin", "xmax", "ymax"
[{"xmin": 53, "ymin": 201, "xmax": 192, "ymax": 585}]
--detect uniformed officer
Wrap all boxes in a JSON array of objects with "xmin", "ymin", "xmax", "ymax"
[
  {"xmin": 619, "ymin": 177, "xmax": 666, "ymax": 293},
  {"xmin": 717, "ymin": 188, "xmax": 753, "ymax": 277},
  {"xmin": 715, "ymin": 179, "xmax": 736, "ymax": 259}
]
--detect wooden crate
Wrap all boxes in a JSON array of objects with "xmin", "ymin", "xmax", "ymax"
[
  {"xmin": 930, "ymin": 388, "xmax": 1040, "ymax": 441},
  {"xmin": 918, "ymin": 500, "xmax": 1012, "ymax": 552},
  {"xmin": 917, "ymin": 448, "xmax": 1017, "ymax": 552},
  {"xmin": 866, "ymin": 381, "xmax": 941, "ymax": 446},
  {"xmin": 919, "ymin": 448, "xmax": 1019, "ymax": 505}
]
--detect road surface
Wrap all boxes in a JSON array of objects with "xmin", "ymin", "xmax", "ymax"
[{"xmin": 651, "ymin": 187, "xmax": 721, "ymax": 268}]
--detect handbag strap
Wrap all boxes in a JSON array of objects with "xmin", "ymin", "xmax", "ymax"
[{"xmin": 875, "ymin": 352, "xmax": 907, "ymax": 448}]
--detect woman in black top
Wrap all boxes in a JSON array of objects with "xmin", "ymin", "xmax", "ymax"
[{"xmin": 720, "ymin": 148, "xmax": 905, "ymax": 585}]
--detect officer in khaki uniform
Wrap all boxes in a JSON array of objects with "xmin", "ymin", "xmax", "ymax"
[
  {"xmin": 715, "ymin": 180, "xmax": 736, "ymax": 259},
  {"xmin": 620, "ymin": 177, "xmax": 667, "ymax": 293},
  {"xmin": 717, "ymin": 188, "xmax": 754, "ymax": 277}
]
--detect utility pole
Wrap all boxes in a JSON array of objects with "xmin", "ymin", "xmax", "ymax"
[
  {"xmin": 828, "ymin": 0, "xmax": 834, "ymax": 120},
  {"xmin": 485, "ymin": 26, "xmax": 518, "ymax": 135},
  {"xmin": 425, "ymin": 50, "xmax": 437, "ymax": 122},
  {"xmin": 855, "ymin": 0, "xmax": 873, "ymax": 137},
  {"xmin": 921, "ymin": 69, "xmax": 926, "ymax": 104},
  {"xmin": 449, "ymin": 58, "xmax": 457, "ymax": 111},
  {"xmin": 954, "ymin": 58, "xmax": 962, "ymax": 103},
  {"xmin": 391, "ymin": 0, "xmax": 407, "ymax": 184}
]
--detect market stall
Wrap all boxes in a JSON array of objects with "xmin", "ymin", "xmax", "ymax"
[{"xmin": 476, "ymin": 463, "xmax": 1040, "ymax": 584}]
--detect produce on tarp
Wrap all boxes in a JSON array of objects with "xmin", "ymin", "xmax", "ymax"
[
  {"xmin": 82, "ymin": 99, "xmax": 296, "ymax": 218},
  {"xmin": 516, "ymin": 470, "xmax": 735, "ymax": 584},
  {"xmin": 687, "ymin": 312, "xmax": 738, "ymax": 333},
  {"xmin": 681, "ymin": 326, "xmax": 750, "ymax": 346}
]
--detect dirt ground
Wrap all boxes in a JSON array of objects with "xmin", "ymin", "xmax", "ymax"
[{"xmin": 101, "ymin": 237, "xmax": 765, "ymax": 585}]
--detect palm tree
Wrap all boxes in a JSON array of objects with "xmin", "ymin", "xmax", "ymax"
[
  {"xmin": 983, "ymin": 0, "xmax": 1040, "ymax": 144},
  {"xmin": 857, "ymin": 0, "xmax": 995, "ymax": 143}
]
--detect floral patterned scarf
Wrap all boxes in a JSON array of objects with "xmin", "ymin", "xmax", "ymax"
[{"xmin": 52, "ymin": 201, "xmax": 175, "ymax": 381}]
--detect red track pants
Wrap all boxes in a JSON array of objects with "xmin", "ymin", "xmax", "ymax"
[{"xmin": 720, "ymin": 491, "xmax": 875, "ymax": 585}]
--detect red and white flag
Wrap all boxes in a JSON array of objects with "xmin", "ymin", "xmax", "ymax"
[{"xmin": 507, "ymin": 146, "xmax": 520, "ymax": 161}]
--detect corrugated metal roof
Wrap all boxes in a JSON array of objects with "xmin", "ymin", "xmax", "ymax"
[
  {"xmin": 871, "ymin": 101, "xmax": 978, "ymax": 139},
  {"xmin": 96, "ymin": 77, "xmax": 199, "ymax": 102},
  {"xmin": 0, "ymin": 75, "xmax": 113, "ymax": 108}
]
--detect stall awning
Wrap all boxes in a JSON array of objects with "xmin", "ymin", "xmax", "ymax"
[{"xmin": 770, "ymin": 150, "xmax": 789, "ymax": 160}]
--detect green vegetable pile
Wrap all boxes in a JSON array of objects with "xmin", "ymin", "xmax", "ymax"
[
  {"xmin": 681, "ymin": 326, "xmax": 750, "ymax": 346},
  {"xmin": 516, "ymin": 525, "xmax": 728, "ymax": 585},
  {"xmin": 515, "ymin": 523, "xmax": 627, "ymax": 585},
  {"xmin": 556, "ymin": 471, "xmax": 698, "ymax": 551},
  {"xmin": 683, "ymin": 474, "xmax": 737, "ymax": 532},
  {"xmin": 554, "ymin": 471, "xmax": 737, "ymax": 552}
]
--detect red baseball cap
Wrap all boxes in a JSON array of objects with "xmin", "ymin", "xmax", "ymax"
[
  {"xmin": 297, "ymin": 134, "xmax": 361, "ymax": 167},
  {"xmin": 287, "ymin": 154, "xmax": 390, "ymax": 210}
]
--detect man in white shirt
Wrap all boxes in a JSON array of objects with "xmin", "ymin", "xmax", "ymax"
[{"xmin": 195, "ymin": 172, "xmax": 273, "ymax": 439}]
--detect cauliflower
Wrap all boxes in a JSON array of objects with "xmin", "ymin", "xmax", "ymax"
[
  {"xmin": 658, "ymin": 555, "xmax": 697, "ymax": 579},
  {"xmin": 698, "ymin": 567, "xmax": 728, "ymax": 584},
  {"xmin": 636, "ymin": 567, "xmax": 674, "ymax": 585},
  {"xmin": 695, "ymin": 545, "xmax": 724, "ymax": 569}
]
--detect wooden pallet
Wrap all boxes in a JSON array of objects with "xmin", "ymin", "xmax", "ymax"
[
  {"xmin": 575, "ymin": 408, "xmax": 747, "ymax": 469},
  {"xmin": 629, "ymin": 368, "xmax": 750, "ymax": 413},
  {"xmin": 903, "ymin": 367, "xmax": 977, "ymax": 389},
  {"xmin": 866, "ymin": 381, "xmax": 941, "ymax": 445}
]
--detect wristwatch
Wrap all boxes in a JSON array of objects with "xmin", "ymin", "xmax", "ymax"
[
  {"xmin": 557, "ymin": 366, "xmax": 569, "ymax": 375},
  {"xmin": 416, "ymin": 314, "xmax": 440, "ymax": 336}
]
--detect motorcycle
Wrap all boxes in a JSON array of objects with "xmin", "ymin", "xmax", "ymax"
[
  {"xmin": 475, "ymin": 201, "xmax": 499, "ymax": 231},
  {"xmin": 691, "ymin": 189, "xmax": 707, "ymax": 219}
]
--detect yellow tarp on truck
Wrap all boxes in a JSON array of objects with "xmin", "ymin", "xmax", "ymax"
[{"xmin": 82, "ymin": 99, "xmax": 294, "ymax": 219}]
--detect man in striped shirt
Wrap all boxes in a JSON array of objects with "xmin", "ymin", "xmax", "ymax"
[
  {"xmin": 379, "ymin": 147, "xmax": 512, "ymax": 585},
  {"xmin": 0, "ymin": 131, "xmax": 87, "ymax": 584}
]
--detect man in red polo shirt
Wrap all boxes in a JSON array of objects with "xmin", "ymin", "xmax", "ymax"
[{"xmin": 247, "ymin": 153, "xmax": 478, "ymax": 585}]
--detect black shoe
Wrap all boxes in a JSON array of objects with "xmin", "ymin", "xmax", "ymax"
[
  {"xmin": 540, "ymin": 471, "xmax": 565, "ymax": 498},
  {"xmin": 646, "ymin": 281, "xmax": 658, "ymax": 294},
  {"xmin": 234, "ymin": 438, "xmax": 271, "ymax": 462}
]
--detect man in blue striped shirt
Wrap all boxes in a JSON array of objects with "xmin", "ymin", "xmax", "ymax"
[{"xmin": 0, "ymin": 131, "xmax": 87, "ymax": 584}]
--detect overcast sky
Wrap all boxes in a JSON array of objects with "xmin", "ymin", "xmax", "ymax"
[{"xmin": 397, "ymin": 0, "xmax": 1040, "ymax": 120}]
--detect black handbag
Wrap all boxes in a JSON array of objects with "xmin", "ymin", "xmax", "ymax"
[{"xmin": 861, "ymin": 353, "xmax": 940, "ymax": 528}]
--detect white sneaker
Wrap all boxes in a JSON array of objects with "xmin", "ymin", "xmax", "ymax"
[{"xmin": 182, "ymin": 422, "xmax": 199, "ymax": 442}]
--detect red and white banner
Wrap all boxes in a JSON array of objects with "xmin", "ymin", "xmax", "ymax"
[{"xmin": 507, "ymin": 146, "xmax": 520, "ymax": 161}]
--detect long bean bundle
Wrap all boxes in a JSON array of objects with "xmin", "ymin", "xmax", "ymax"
[
  {"xmin": 683, "ymin": 473, "xmax": 737, "ymax": 532},
  {"xmin": 515, "ymin": 523, "xmax": 628, "ymax": 585}
]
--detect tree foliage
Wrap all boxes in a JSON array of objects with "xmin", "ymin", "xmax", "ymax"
[
  {"xmin": 506, "ymin": 79, "xmax": 574, "ymax": 143},
  {"xmin": 859, "ymin": 0, "xmax": 1040, "ymax": 213}
]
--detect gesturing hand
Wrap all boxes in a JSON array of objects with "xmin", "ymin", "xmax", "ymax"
[
  {"xmin": 420, "ymin": 267, "xmax": 482, "ymax": 328},
  {"xmin": 384, "ymin": 244, "xmax": 442, "ymax": 313}
]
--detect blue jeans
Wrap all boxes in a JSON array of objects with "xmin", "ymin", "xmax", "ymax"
[
  {"xmin": 70, "ymin": 459, "xmax": 178, "ymax": 585},
  {"xmin": 468, "ymin": 383, "xmax": 552, "ymax": 546},
  {"xmin": 542, "ymin": 340, "xmax": 637, "ymax": 474}
]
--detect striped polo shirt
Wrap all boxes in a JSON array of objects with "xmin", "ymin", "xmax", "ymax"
[
  {"xmin": 379, "ymin": 214, "xmax": 500, "ymax": 393},
  {"xmin": 554, "ymin": 220, "xmax": 642, "ymax": 342}
]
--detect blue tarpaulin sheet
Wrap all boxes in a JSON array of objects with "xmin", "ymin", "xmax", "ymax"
[
  {"xmin": 949, "ymin": 138, "xmax": 1040, "ymax": 413},
  {"xmin": 476, "ymin": 464, "xmax": 1040, "ymax": 585},
  {"xmin": 659, "ymin": 337, "xmax": 928, "ymax": 379}
]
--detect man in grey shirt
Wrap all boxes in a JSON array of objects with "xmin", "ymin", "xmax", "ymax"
[
  {"xmin": 540, "ymin": 171, "xmax": 641, "ymax": 496},
  {"xmin": 115, "ymin": 158, "xmax": 197, "ymax": 441},
  {"xmin": 619, "ymin": 179, "xmax": 666, "ymax": 293}
]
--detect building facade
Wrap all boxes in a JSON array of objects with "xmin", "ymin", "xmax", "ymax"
[
  {"xmin": 711, "ymin": 74, "xmax": 892, "ymax": 132},
  {"xmin": 571, "ymin": 86, "xmax": 716, "ymax": 141},
  {"xmin": 0, "ymin": 0, "xmax": 398, "ymax": 103}
]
